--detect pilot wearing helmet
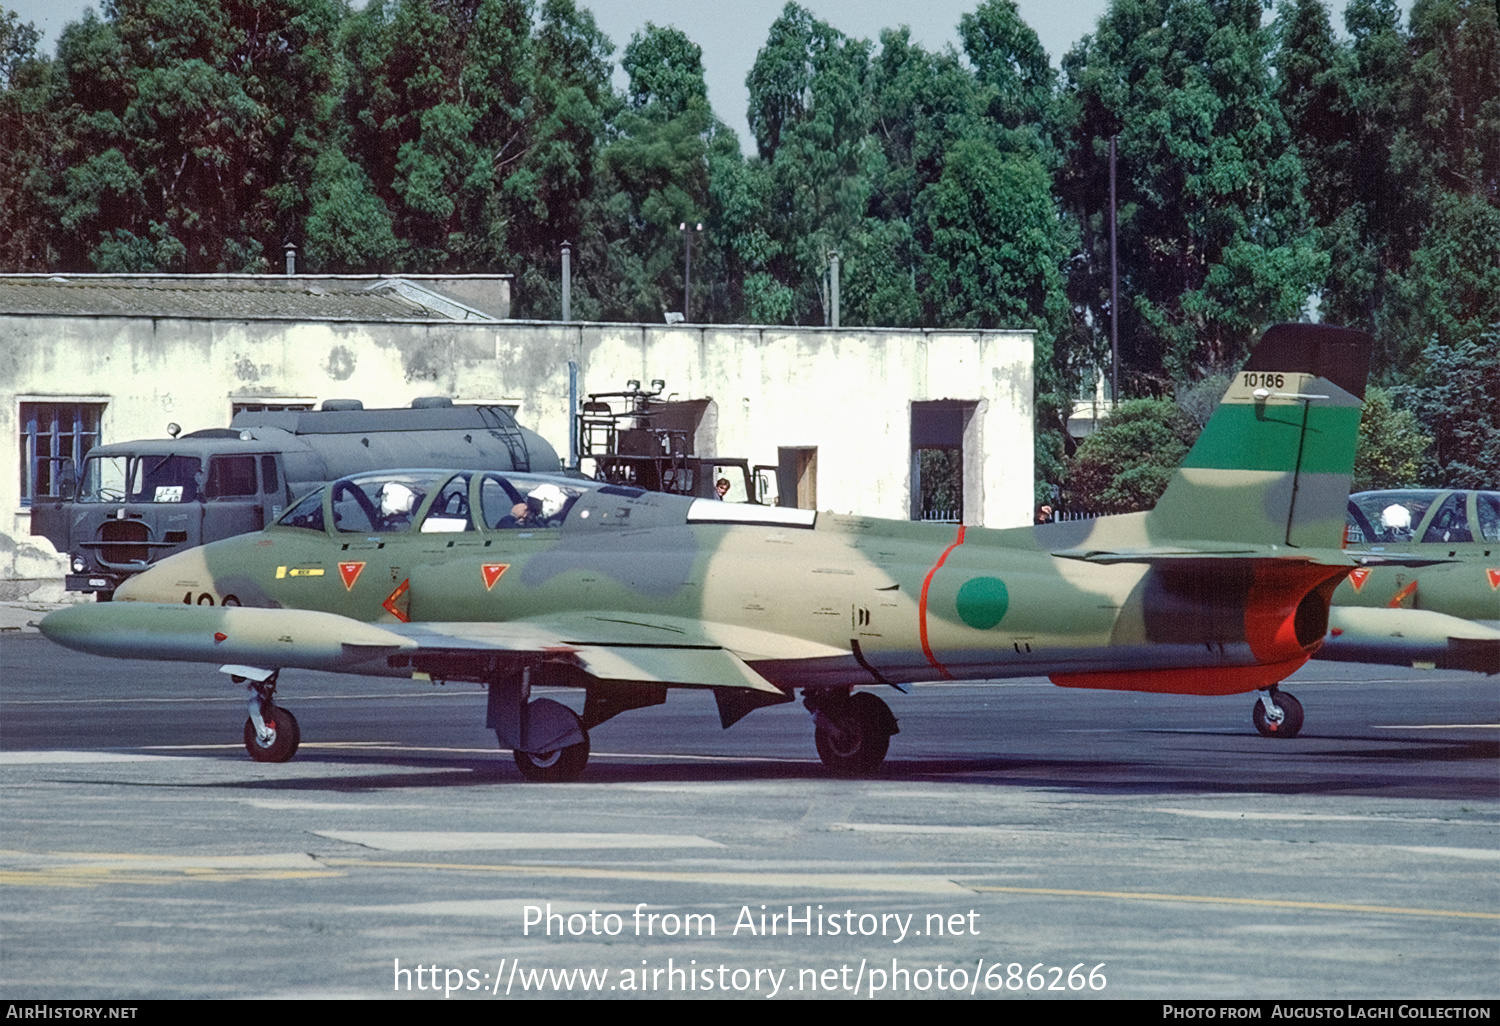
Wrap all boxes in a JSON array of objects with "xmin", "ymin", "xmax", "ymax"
[
  {"xmin": 1380, "ymin": 503, "xmax": 1413, "ymax": 541},
  {"xmin": 495, "ymin": 483, "xmax": 572, "ymax": 529},
  {"xmin": 528, "ymin": 483, "xmax": 570, "ymax": 526},
  {"xmin": 376, "ymin": 481, "xmax": 420, "ymax": 531}
]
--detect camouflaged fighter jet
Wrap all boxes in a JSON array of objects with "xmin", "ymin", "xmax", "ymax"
[
  {"xmin": 42, "ymin": 324, "xmax": 1375, "ymax": 780},
  {"xmin": 1317, "ymin": 489, "xmax": 1500, "ymax": 673}
]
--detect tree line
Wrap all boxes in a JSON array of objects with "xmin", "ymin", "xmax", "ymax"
[{"xmin": 1, "ymin": 0, "xmax": 1495, "ymax": 500}]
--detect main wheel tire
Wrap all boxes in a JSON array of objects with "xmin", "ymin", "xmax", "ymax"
[
  {"xmin": 511, "ymin": 714, "xmax": 590, "ymax": 783},
  {"xmin": 243, "ymin": 705, "xmax": 301, "ymax": 762},
  {"xmin": 814, "ymin": 693, "xmax": 892, "ymax": 776},
  {"xmin": 1253, "ymin": 690, "xmax": 1304, "ymax": 738}
]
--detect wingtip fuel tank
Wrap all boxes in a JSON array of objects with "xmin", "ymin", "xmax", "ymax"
[{"xmin": 41, "ymin": 602, "xmax": 417, "ymax": 674}]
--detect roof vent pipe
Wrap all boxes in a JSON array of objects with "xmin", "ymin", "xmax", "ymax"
[{"xmin": 284, "ymin": 242, "xmax": 297, "ymax": 276}]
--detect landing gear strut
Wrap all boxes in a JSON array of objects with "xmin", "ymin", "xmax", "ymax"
[
  {"xmin": 806, "ymin": 690, "xmax": 899, "ymax": 776},
  {"xmin": 488, "ymin": 666, "xmax": 591, "ymax": 782},
  {"xmin": 241, "ymin": 671, "xmax": 301, "ymax": 762},
  {"xmin": 1253, "ymin": 686, "xmax": 1304, "ymax": 738}
]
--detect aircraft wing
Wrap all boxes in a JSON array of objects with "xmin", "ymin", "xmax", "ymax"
[
  {"xmin": 1049, "ymin": 545, "xmax": 1349, "ymax": 565},
  {"xmin": 1317, "ymin": 606, "xmax": 1500, "ymax": 674},
  {"xmin": 40, "ymin": 603, "xmax": 821, "ymax": 694},
  {"xmin": 388, "ymin": 614, "xmax": 813, "ymax": 694},
  {"xmin": 1050, "ymin": 546, "xmax": 1460, "ymax": 570}
]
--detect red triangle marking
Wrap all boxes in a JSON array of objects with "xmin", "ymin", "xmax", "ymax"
[
  {"xmin": 339, "ymin": 561, "xmax": 366, "ymax": 591},
  {"xmin": 1487, "ymin": 568, "xmax": 1500, "ymax": 590},
  {"xmin": 1348, "ymin": 568, "xmax": 1370, "ymax": 591},
  {"xmin": 481, "ymin": 563, "xmax": 509, "ymax": 590}
]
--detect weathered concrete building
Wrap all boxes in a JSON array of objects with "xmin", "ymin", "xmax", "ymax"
[{"xmin": 2, "ymin": 273, "xmax": 1034, "ymax": 600}]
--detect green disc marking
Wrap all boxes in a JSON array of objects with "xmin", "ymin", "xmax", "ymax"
[{"xmin": 956, "ymin": 576, "xmax": 1009, "ymax": 630}]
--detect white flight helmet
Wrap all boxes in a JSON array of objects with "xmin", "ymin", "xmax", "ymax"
[
  {"xmin": 1380, "ymin": 503, "xmax": 1412, "ymax": 533},
  {"xmin": 379, "ymin": 482, "xmax": 417, "ymax": 518},
  {"xmin": 529, "ymin": 483, "xmax": 568, "ymax": 519}
]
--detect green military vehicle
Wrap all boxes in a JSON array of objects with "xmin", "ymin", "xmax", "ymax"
[{"xmin": 29, "ymin": 398, "xmax": 559, "ymax": 600}]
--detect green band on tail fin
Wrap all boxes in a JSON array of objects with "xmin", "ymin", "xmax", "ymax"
[{"xmin": 1147, "ymin": 324, "xmax": 1373, "ymax": 549}]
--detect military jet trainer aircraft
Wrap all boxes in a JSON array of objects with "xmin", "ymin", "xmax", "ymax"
[
  {"xmin": 43, "ymin": 324, "xmax": 1375, "ymax": 780},
  {"xmin": 1318, "ymin": 489, "xmax": 1500, "ymax": 673}
]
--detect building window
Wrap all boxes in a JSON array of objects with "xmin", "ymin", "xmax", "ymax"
[
  {"xmin": 20, "ymin": 402, "xmax": 105, "ymax": 506},
  {"xmin": 231, "ymin": 401, "xmax": 315, "ymax": 416}
]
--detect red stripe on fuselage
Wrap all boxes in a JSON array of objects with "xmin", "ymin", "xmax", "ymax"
[
  {"xmin": 918, "ymin": 525, "xmax": 966, "ymax": 678},
  {"xmin": 1050, "ymin": 655, "xmax": 1311, "ymax": 696}
]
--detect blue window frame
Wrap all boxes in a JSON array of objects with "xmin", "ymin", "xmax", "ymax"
[{"xmin": 20, "ymin": 402, "xmax": 105, "ymax": 506}]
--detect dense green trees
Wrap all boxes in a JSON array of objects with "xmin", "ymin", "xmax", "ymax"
[
  {"xmin": 1, "ymin": 0, "xmax": 1490, "ymax": 495},
  {"xmin": 1058, "ymin": 0, "xmax": 1327, "ymax": 388},
  {"xmin": 46, "ymin": 0, "xmax": 345, "ymax": 272}
]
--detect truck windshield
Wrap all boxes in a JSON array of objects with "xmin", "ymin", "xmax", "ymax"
[{"xmin": 78, "ymin": 455, "xmax": 203, "ymax": 503}]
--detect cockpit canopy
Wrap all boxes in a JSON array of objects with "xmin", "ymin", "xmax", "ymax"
[
  {"xmin": 276, "ymin": 471, "xmax": 591, "ymax": 535},
  {"xmin": 1346, "ymin": 489, "xmax": 1500, "ymax": 545}
]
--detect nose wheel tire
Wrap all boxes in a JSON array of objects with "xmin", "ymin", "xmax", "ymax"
[
  {"xmin": 813, "ymin": 691, "xmax": 895, "ymax": 776},
  {"xmin": 1253, "ymin": 690, "xmax": 1304, "ymax": 738},
  {"xmin": 243, "ymin": 705, "xmax": 301, "ymax": 762}
]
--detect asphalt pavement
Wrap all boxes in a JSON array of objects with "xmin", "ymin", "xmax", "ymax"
[{"xmin": 1, "ymin": 626, "xmax": 1495, "ymax": 1000}]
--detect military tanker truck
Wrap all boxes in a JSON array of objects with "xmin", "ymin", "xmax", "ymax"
[{"xmin": 30, "ymin": 398, "xmax": 560, "ymax": 599}]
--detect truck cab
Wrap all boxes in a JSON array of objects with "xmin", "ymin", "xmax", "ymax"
[{"xmin": 33, "ymin": 435, "xmax": 292, "ymax": 599}]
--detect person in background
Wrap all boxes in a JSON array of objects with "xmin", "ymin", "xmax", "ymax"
[{"xmin": 715, "ymin": 477, "xmax": 732, "ymax": 500}]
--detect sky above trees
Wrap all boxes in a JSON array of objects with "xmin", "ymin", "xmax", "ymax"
[{"xmin": 1, "ymin": 0, "xmax": 1490, "ymax": 498}]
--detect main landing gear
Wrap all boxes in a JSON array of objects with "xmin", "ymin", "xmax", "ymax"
[
  {"xmin": 488, "ymin": 666, "xmax": 592, "ymax": 782},
  {"xmin": 805, "ymin": 690, "xmax": 899, "ymax": 776},
  {"xmin": 1253, "ymin": 685, "xmax": 1304, "ymax": 738},
  {"xmin": 239, "ymin": 671, "xmax": 301, "ymax": 763},
  {"xmin": 511, "ymin": 705, "xmax": 591, "ymax": 783}
]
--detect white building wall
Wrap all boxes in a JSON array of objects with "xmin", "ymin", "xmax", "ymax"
[{"xmin": 2, "ymin": 314, "xmax": 1033, "ymax": 599}]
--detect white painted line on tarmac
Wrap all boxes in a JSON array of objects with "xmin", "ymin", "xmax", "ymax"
[
  {"xmin": 830, "ymin": 823, "xmax": 1023, "ymax": 835},
  {"xmin": 0, "ymin": 750, "xmax": 184, "ymax": 764},
  {"xmin": 1153, "ymin": 808, "xmax": 1498, "ymax": 825},
  {"xmin": 1371, "ymin": 724, "xmax": 1500, "ymax": 729},
  {"xmin": 315, "ymin": 831, "xmax": 725, "ymax": 851},
  {"xmin": 352, "ymin": 898, "xmax": 643, "ymax": 918},
  {"xmin": 8, "ymin": 851, "xmax": 328, "ymax": 870},
  {"xmin": 321, "ymin": 857, "xmax": 976, "ymax": 894},
  {"xmin": 1397, "ymin": 846, "xmax": 1500, "ymax": 861}
]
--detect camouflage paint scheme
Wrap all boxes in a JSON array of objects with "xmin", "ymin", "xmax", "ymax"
[
  {"xmin": 41, "ymin": 325, "xmax": 1375, "ymax": 779},
  {"xmin": 1317, "ymin": 489, "xmax": 1500, "ymax": 673}
]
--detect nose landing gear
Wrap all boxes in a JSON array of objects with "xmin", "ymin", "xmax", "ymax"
[
  {"xmin": 1253, "ymin": 686, "xmax": 1304, "ymax": 738},
  {"xmin": 240, "ymin": 671, "xmax": 301, "ymax": 762}
]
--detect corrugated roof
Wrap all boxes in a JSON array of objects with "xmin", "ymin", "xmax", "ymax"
[{"xmin": 0, "ymin": 274, "xmax": 509, "ymax": 322}]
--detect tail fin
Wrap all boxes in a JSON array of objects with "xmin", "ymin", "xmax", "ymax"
[{"xmin": 1146, "ymin": 324, "xmax": 1372, "ymax": 549}]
